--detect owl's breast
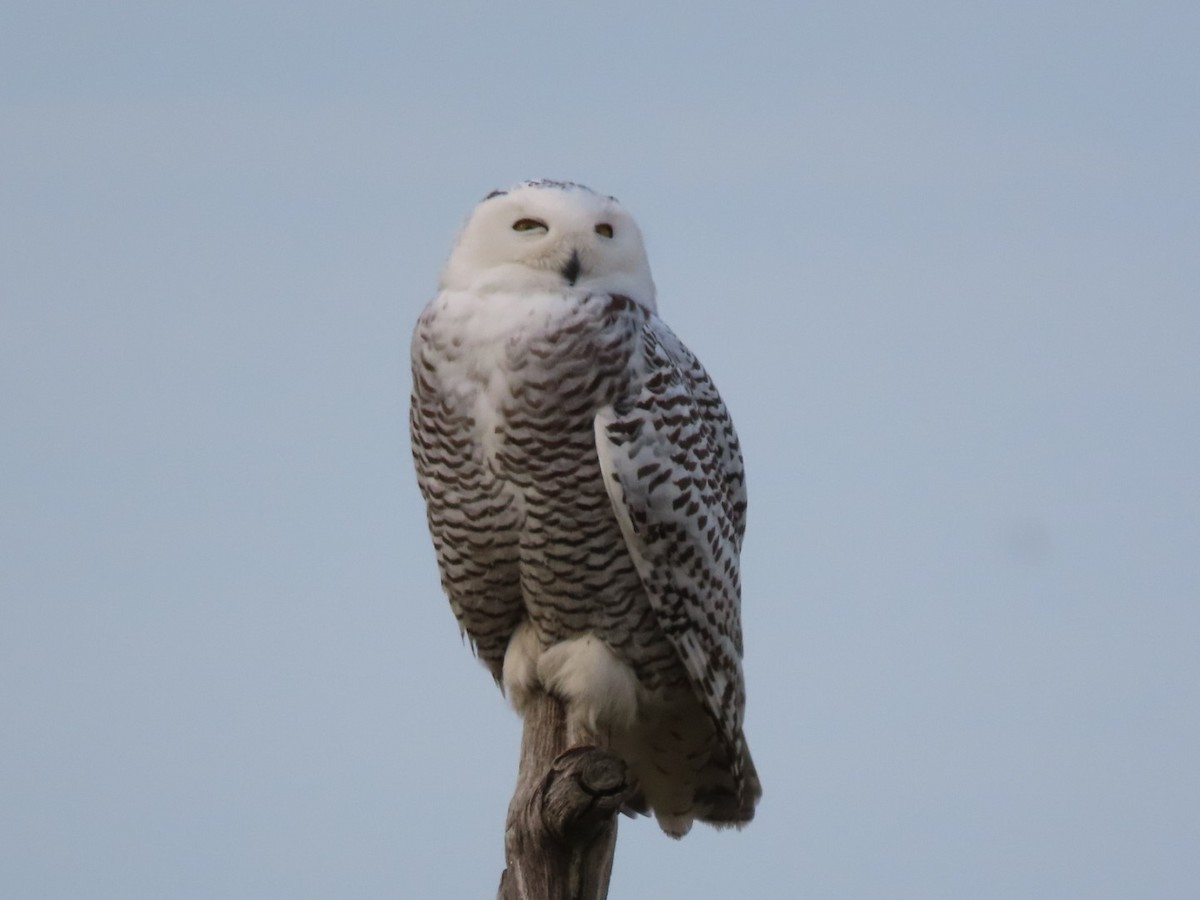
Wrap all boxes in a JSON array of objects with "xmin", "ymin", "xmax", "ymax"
[{"xmin": 416, "ymin": 289, "xmax": 644, "ymax": 480}]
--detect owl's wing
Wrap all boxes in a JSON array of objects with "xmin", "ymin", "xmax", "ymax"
[
  {"xmin": 594, "ymin": 315, "xmax": 749, "ymax": 766},
  {"xmin": 648, "ymin": 324, "xmax": 748, "ymax": 551}
]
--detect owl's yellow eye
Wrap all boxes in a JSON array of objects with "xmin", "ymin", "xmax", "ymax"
[
  {"xmin": 594, "ymin": 223, "xmax": 614, "ymax": 238},
  {"xmin": 512, "ymin": 218, "xmax": 547, "ymax": 232}
]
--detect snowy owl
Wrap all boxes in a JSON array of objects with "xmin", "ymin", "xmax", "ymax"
[{"xmin": 409, "ymin": 179, "xmax": 760, "ymax": 836}]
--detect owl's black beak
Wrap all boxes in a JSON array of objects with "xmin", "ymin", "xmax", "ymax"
[{"xmin": 561, "ymin": 250, "xmax": 582, "ymax": 286}]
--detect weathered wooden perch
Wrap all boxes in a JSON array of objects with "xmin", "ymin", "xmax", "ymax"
[{"xmin": 497, "ymin": 692, "xmax": 636, "ymax": 900}]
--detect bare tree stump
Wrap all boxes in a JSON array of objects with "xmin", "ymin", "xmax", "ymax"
[{"xmin": 497, "ymin": 692, "xmax": 635, "ymax": 900}]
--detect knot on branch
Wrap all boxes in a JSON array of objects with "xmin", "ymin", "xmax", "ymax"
[
  {"xmin": 498, "ymin": 692, "xmax": 635, "ymax": 899},
  {"xmin": 539, "ymin": 747, "xmax": 635, "ymax": 844}
]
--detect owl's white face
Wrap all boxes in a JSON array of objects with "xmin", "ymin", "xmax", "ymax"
[{"xmin": 439, "ymin": 180, "xmax": 657, "ymax": 312}]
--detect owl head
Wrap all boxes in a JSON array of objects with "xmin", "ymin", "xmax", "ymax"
[{"xmin": 439, "ymin": 180, "xmax": 657, "ymax": 312}]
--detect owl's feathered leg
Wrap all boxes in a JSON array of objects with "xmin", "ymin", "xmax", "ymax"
[{"xmin": 536, "ymin": 633, "xmax": 640, "ymax": 745}]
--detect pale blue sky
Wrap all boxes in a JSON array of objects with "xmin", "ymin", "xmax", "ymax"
[{"xmin": 2, "ymin": 2, "xmax": 1198, "ymax": 897}]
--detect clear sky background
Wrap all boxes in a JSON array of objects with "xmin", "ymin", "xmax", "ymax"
[{"xmin": 2, "ymin": 2, "xmax": 1198, "ymax": 898}]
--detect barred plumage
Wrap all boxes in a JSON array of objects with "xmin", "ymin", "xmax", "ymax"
[{"xmin": 410, "ymin": 180, "xmax": 760, "ymax": 836}]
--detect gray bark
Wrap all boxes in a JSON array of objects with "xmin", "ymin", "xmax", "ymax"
[{"xmin": 496, "ymin": 692, "xmax": 635, "ymax": 900}]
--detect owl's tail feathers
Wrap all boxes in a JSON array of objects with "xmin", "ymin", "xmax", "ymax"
[{"xmin": 695, "ymin": 738, "xmax": 761, "ymax": 829}]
